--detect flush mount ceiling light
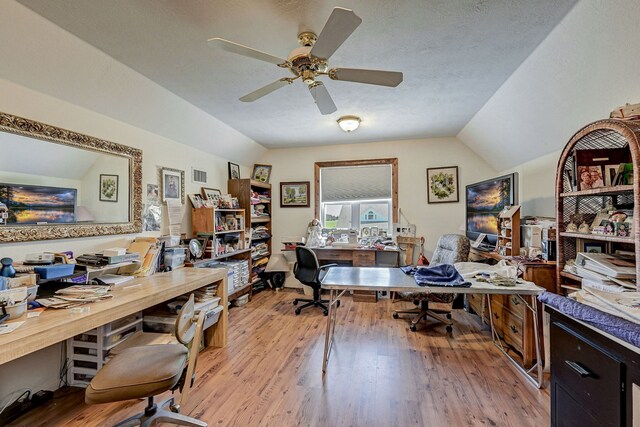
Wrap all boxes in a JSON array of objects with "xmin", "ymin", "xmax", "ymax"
[{"xmin": 337, "ymin": 115, "xmax": 361, "ymax": 132}]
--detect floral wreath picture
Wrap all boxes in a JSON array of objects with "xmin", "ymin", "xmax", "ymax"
[{"xmin": 426, "ymin": 166, "xmax": 459, "ymax": 204}]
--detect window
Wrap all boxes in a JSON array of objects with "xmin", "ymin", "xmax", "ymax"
[{"xmin": 315, "ymin": 159, "xmax": 398, "ymax": 236}]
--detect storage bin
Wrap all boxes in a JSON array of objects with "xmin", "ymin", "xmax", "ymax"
[
  {"xmin": 34, "ymin": 264, "xmax": 75, "ymax": 280},
  {"xmin": 164, "ymin": 247, "xmax": 187, "ymax": 268},
  {"xmin": 143, "ymin": 314, "xmax": 177, "ymax": 334}
]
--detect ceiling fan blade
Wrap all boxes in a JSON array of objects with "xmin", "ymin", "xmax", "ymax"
[
  {"xmin": 329, "ymin": 68, "xmax": 403, "ymax": 87},
  {"xmin": 207, "ymin": 37, "xmax": 288, "ymax": 66},
  {"xmin": 239, "ymin": 78, "xmax": 292, "ymax": 102},
  {"xmin": 308, "ymin": 82, "xmax": 337, "ymax": 115},
  {"xmin": 310, "ymin": 7, "xmax": 362, "ymax": 60}
]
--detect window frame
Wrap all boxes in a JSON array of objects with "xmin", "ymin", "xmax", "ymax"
[{"xmin": 314, "ymin": 158, "xmax": 398, "ymax": 226}]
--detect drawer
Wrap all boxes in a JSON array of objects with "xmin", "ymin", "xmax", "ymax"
[
  {"xmin": 492, "ymin": 294, "xmax": 526, "ymax": 318},
  {"xmin": 352, "ymin": 251, "xmax": 375, "ymax": 266},
  {"xmin": 550, "ymin": 321, "xmax": 622, "ymax": 425},
  {"xmin": 467, "ymin": 293, "xmax": 485, "ymax": 316},
  {"xmin": 490, "ymin": 298, "xmax": 524, "ymax": 352},
  {"xmin": 314, "ymin": 249, "xmax": 350, "ymax": 262}
]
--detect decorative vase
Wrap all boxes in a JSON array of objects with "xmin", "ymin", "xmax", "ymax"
[{"xmin": 0, "ymin": 257, "xmax": 16, "ymax": 278}]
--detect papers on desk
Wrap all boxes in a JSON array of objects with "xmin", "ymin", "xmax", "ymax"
[
  {"xmin": 0, "ymin": 321, "xmax": 24, "ymax": 335},
  {"xmin": 36, "ymin": 285, "xmax": 113, "ymax": 309}
]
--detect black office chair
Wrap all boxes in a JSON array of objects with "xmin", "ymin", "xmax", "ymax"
[{"xmin": 292, "ymin": 246, "xmax": 339, "ymax": 316}]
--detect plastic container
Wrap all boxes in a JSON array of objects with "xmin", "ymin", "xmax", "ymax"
[
  {"xmin": 164, "ymin": 247, "xmax": 187, "ymax": 268},
  {"xmin": 5, "ymin": 300, "xmax": 27, "ymax": 319},
  {"xmin": 34, "ymin": 264, "xmax": 75, "ymax": 280},
  {"xmin": 233, "ymin": 294, "xmax": 249, "ymax": 307},
  {"xmin": 143, "ymin": 314, "xmax": 177, "ymax": 334}
]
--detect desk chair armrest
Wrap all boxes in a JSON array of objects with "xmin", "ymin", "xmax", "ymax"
[{"xmin": 319, "ymin": 263, "xmax": 338, "ymax": 270}]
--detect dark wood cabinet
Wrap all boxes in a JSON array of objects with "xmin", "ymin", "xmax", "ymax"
[{"xmin": 547, "ymin": 305, "xmax": 639, "ymax": 426}]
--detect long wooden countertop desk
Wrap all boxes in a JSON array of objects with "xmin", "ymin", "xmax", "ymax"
[{"xmin": 0, "ymin": 268, "xmax": 228, "ymax": 365}]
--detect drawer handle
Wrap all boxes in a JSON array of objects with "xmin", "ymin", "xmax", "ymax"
[
  {"xmin": 510, "ymin": 325, "xmax": 518, "ymax": 334},
  {"xmin": 511, "ymin": 297, "xmax": 520, "ymax": 305},
  {"xmin": 565, "ymin": 360, "xmax": 592, "ymax": 378}
]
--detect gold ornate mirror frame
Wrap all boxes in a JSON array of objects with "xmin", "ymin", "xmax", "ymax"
[{"xmin": 0, "ymin": 112, "xmax": 142, "ymax": 243}]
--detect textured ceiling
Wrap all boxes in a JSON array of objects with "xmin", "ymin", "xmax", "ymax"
[{"xmin": 18, "ymin": 0, "xmax": 576, "ymax": 149}]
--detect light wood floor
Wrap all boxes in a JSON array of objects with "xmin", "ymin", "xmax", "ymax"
[{"xmin": 10, "ymin": 289, "xmax": 550, "ymax": 427}]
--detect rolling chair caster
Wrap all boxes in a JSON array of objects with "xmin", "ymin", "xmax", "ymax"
[
  {"xmin": 446, "ymin": 313, "xmax": 452, "ymax": 320},
  {"xmin": 446, "ymin": 325, "xmax": 453, "ymax": 333},
  {"xmin": 336, "ymin": 300, "xmax": 341, "ymax": 308},
  {"xmin": 409, "ymin": 324, "xmax": 417, "ymax": 332},
  {"xmin": 295, "ymin": 308, "xmax": 301, "ymax": 315},
  {"xmin": 323, "ymin": 310, "xmax": 328, "ymax": 316},
  {"xmin": 293, "ymin": 300, "xmax": 299, "ymax": 305},
  {"xmin": 392, "ymin": 312, "xmax": 399, "ymax": 319}
]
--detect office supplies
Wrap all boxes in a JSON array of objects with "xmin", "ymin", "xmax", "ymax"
[{"xmin": 25, "ymin": 253, "xmax": 55, "ymax": 264}]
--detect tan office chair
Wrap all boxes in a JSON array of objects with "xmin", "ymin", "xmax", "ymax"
[
  {"xmin": 85, "ymin": 294, "xmax": 206, "ymax": 427},
  {"xmin": 393, "ymin": 234, "xmax": 470, "ymax": 332}
]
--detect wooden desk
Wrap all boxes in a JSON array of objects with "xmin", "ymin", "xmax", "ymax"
[
  {"xmin": 321, "ymin": 267, "xmax": 546, "ymax": 388},
  {"xmin": 310, "ymin": 247, "xmax": 400, "ymax": 267},
  {"xmin": 0, "ymin": 268, "xmax": 228, "ymax": 365}
]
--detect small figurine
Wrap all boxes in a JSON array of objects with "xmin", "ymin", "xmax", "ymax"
[
  {"xmin": 578, "ymin": 221, "xmax": 591, "ymax": 234},
  {"xmin": 565, "ymin": 221, "xmax": 578, "ymax": 233},
  {"xmin": 306, "ymin": 219, "xmax": 324, "ymax": 247}
]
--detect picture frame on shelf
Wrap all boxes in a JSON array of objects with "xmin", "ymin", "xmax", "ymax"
[
  {"xmin": 604, "ymin": 164, "xmax": 619, "ymax": 187},
  {"xmin": 426, "ymin": 166, "xmax": 459, "ymax": 203},
  {"xmin": 252, "ymin": 164, "xmax": 272, "ymax": 183},
  {"xmin": 280, "ymin": 181, "xmax": 310, "ymax": 207},
  {"xmin": 228, "ymin": 162, "xmax": 241, "ymax": 180},
  {"xmin": 188, "ymin": 194, "xmax": 204, "ymax": 208},
  {"xmin": 201, "ymin": 187, "xmax": 221, "ymax": 206},
  {"xmin": 583, "ymin": 241, "xmax": 607, "ymax": 253},
  {"xmin": 577, "ymin": 165, "xmax": 604, "ymax": 190},
  {"xmin": 160, "ymin": 167, "xmax": 185, "ymax": 203},
  {"xmin": 99, "ymin": 174, "xmax": 119, "ymax": 202}
]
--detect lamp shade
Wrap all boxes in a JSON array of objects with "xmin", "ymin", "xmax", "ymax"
[{"xmin": 337, "ymin": 115, "xmax": 361, "ymax": 132}]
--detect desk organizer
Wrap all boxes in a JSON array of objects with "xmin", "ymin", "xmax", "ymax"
[{"xmin": 66, "ymin": 312, "xmax": 143, "ymax": 387}]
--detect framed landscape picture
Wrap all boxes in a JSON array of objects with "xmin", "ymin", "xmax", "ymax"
[
  {"xmin": 426, "ymin": 166, "xmax": 459, "ymax": 204},
  {"xmin": 280, "ymin": 181, "xmax": 310, "ymax": 207},
  {"xmin": 99, "ymin": 174, "xmax": 119, "ymax": 202},
  {"xmin": 252, "ymin": 164, "xmax": 272, "ymax": 183}
]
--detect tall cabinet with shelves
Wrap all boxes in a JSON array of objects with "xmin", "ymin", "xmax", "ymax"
[
  {"xmin": 228, "ymin": 179, "xmax": 272, "ymax": 288},
  {"xmin": 191, "ymin": 207, "xmax": 252, "ymax": 301},
  {"xmin": 555, "ymin": 119, "xmax": 640, "ymax": 294}
]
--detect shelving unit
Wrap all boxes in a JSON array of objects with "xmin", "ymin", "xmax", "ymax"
[
  {"xmin": 190, "ymin": 207, "xmax": 251, "ymax": 300},
  {"xmin": 228, "ymin": 179, "xmax": 273, "ymax": 291},
  {"xmin": 496, "ymin": 205, "xmax": 520, "ymax": 257},
  {"xmin": 555, "ymin": 119, "xmax": 640, "ymax": 294}
]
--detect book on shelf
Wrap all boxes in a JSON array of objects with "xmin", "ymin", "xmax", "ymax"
[
  {"xmin": 575, "ymin": 265, "xmax": 636, "ymax": 289},
  {"xmin": 575, "ymin": 252, "xmax": 636, "ymax": 279}
]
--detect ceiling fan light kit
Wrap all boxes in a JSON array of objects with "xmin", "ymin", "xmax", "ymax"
[
  {"xmin": 337, "ymin": 116, "xmax": 361, "ymax": 132},
  {"xmin": 208, "ymin": 7, "xmax": 403, "ymax": 115}
]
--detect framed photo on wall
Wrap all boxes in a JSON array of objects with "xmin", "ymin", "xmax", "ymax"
[
  {"xmin": 228, "ymin": 162, "xmax": 240, "ymax": 180},
  {"xmin": 252, "ymin": 164, "xmax": 272, "ymax": 183},
  {"xmin": 280, "ymin": 181, "xmax": 310, "ymax": 207},
  {"xmin": 426, "ymin": 166, "xmax": 459, "ymax": 204},
  {"xmin": 99, "ymin": 174, "xmax": 119, "ymax": 202},
  {"xmin": 160, "ymin": 167, "xmax": 184, "ymax": 203}
]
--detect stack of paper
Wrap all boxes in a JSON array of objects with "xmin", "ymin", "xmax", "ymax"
[{"xmin": 36, "ymin": 285, "xmax": 112, "ymax": 309}]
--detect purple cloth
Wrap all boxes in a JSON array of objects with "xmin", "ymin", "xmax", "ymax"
[{"xmin": 538, "ymin": 291, "xmax": 640, "ymax": 348}]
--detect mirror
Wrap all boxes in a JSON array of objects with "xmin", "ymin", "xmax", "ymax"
[{"xmin": 0, "ymin": 112, "xmax": 142, "ymax": 242}]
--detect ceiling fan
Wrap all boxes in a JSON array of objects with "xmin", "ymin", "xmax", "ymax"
[{"xmin": 207, "ymin": 7, "xmax": 403, "ymax": 115}]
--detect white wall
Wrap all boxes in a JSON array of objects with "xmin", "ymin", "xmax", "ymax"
[
  {"xmin": 458, "ymin": 0, "xmax": 640, "ymax": 171},
  {"xmin": 258, "ymin": 137, "xmax": 497, "ymax": 257}
]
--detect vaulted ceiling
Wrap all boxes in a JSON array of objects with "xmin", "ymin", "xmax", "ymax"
[{"xmin": 18, "ymin": 0, "xmax": 577, "ymax": 149}]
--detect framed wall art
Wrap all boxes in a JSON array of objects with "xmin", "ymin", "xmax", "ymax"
[
  {"xmin": 99, "ymin": 174, "xmax": 119, "ymax": 202},
  {"xmin": 280, "ymin": 181, "xmax": 310, "ymax": 207},
  {"xmin": 252, "ymin": 164, "xmax": 272, "ymax": 183},
  {"xmin": 228, "ymin": 162, "xmax": 240, "ymax": 180},
  {"xmin": 160, "ymin": 167, "xmax": 184, "ymax": 203},
  {"xmin": 426, "ymin": 166, "xmax": 459, "ymax": 204}
]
